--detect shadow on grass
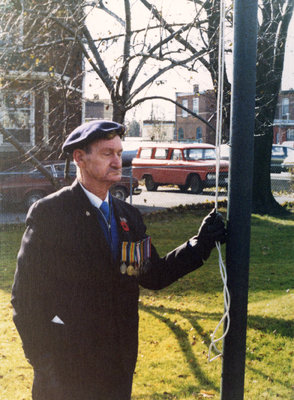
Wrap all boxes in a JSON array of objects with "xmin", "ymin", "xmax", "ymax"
[
  {"xmin": 140, "ymin": 303, "xmax": 219, "ymax": 391},
  {"xmin": 136, "ymin": 302, "xmax": 293, "ymax": 399}
]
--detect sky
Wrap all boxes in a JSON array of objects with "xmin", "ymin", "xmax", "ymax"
[{"xmin": 84, "ymin": 1, "xmax": 294, "ymax": 122}]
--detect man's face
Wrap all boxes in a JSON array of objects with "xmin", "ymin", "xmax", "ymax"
[{"xmin": 74, "ymin": 135, "xmax": 123, "ymax": 190}]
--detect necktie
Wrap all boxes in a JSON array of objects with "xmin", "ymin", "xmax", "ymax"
[
  {"xmin": 98, "ymin": 200, "xmax": 119, "ymax": 260},
  {"xmin": 100, "ymin": 201, "xmax": 110, "ymax": 222}
]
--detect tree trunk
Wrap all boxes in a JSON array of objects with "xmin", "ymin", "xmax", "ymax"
[
  {"xmin": 112, "ymin": 100, "xmax": 127, "ymax": 124},
  {"xmin": 252, "ymin": 127, "xmax": 288, "ymax": 215}
]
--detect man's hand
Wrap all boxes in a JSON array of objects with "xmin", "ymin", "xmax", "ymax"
[{"xmin": 196, "ymin": 208, "xmax": 226, "ymax": 260}]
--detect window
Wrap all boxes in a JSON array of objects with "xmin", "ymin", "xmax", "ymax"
[
  {"xmin": 139, "ymin": 148, "xmax": 152, "ymax": 159},
  {"xmin": 182, "ymin": 99, "xmax": 188, "ymax": 117},
  {"xmin": 171, "ymin": 149, "xmax": 182, "ymax": 160},
  {"xmin": 272, "ymin": 146, "xmax": 284, "ymax": 156},
  {"xmin": 286, "ymin": 129, "xmax": 294, "ymax": 141},
  {"xmin": 281, "ymin": 98, "xmax": 289, "ymax": 117},
  {"xmin": 0, "ymin": 90, "xmax": 35, "ymax": 144},
  {"xmin": 193, "ymin": 98, "xmax": 199, "ymax": 114},
  {"xmin": 203, "ymin": 149, "xmax": 216, "ymax": 160},
  {"xmin": 184, "ymin": 148, "xmax": 203, "ymax": 160},
  {"xmin": 196, "ymin": 126, "xmax": 202, "ymax": 142},
  {"xmin": 184, "ymin": 148, "xmax": 216, "ymax": 161},
  {"xmin": 178, "ymin": 127, "xmax": 184, "ymax": 140},
  {"xmin": 154, "ymin": 148, "xmax": 168, "ymax": 159}
]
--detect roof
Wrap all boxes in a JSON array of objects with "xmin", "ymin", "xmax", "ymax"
[{"xmin": 137, "ymin": 142, "xmax": 215, "ymax": 149}]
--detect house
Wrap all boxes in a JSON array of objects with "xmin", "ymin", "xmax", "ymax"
[
  {"xmin": 175, "ymin": 85, "xmax": 218, "ymax": 144},
  {"xmin": 273, "ymin": 90, "xmax": 294, "ymax": 144},
  {"xmin": 0, "ymin": 0, "xmax": 83, "ymax": 170},
  {"xmin": 85, "ymin": 98, "xmax": 113, "ymax": 122}
]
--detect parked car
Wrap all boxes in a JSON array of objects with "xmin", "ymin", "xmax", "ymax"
[
  {"xmin": 220, "ymin": 144, "xmax": 230, "ymax": 161},
  {"xmin": 122, "ymin": 150, "xmax": 138, "ymax": 167},
  {"xmin": 0, "ymin": 161, "xmax": 141, "ymax": 209},
  {"xmin": 132, "ymin": 143, "xmax": 229, "ymax": 193},
  {"xmin": 271, "ymin": 145, "xmax": 294, "ymax": 173},
  {"xmin": 281, "ymin": 152, "xmax": 294, "ymax": 172},
  {"xmin": 281, "ymin": 141, "xmax": 294, "ymax": 148}
]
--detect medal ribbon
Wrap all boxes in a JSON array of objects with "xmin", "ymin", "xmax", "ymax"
[
  {"xmin": 120, "ymin": 236, "xmax": 152, "ymax": 272},
  {"xmin": 121, "ymin": 241, "xmax": 128, "ymax": 264}
]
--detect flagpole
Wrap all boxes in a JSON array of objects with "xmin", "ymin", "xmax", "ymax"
[{"xmin": 221, "ymin": 1, "xmax": 258, "ymax": 399}]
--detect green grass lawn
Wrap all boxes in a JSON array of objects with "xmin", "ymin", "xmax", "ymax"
[{"xmin": 1, "ymin": 209, "xmax": 293, "ymax": 399}]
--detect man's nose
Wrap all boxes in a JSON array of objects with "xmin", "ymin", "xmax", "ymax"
[{"xmin": 112, "ymin": 154, "xmax": 122, "ymax": 167}]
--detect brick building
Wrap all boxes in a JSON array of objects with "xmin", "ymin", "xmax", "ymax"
[
  {"xmin": 175, "ymin": 84, "xmax": 217, "ymax": 144},
  {"xmin": 0, "ymin": 0, "xmax": 83, "ymax": 170},
  {"xmin": 273, "ymin": 90, "xmax": 294, "ymax": 145}
]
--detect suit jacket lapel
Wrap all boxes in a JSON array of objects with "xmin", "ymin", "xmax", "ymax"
[
  {"xmin": 70, "ymin": 180, "xmax": 113, "ymax": 255},
  {"xmin": 112, "ymin": 197, "xmax": 132, "ymax": 244}
]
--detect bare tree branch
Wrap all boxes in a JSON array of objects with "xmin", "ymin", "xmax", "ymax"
[{"xmin": 131, "ymin": 95, "xmax": 216, "ymax": 131}]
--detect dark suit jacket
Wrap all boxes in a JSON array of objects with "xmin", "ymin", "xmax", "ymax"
[{"xmin": 11, "ymin": 180, "xmax": 204, "ymax": 393}]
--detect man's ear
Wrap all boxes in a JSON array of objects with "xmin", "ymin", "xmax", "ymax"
[{"xmin": 73, "ymin": 149, "xmax": 85, "ymax": 167}]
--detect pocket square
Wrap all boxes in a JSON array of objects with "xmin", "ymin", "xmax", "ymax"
[{"xmin": 51, "ymin": 315, "xmax": 65, "ymax": 325}]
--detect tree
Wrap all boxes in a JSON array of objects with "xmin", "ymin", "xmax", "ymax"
[
  {"xmin": 127, "ymin": 120, "xmax": 140, "ymax": 137},
  {"xmin": 0, "ymin": 0, "xmax": 212, "ymax": 165},
  {"xmin": 140, "ymin": 0, "xmax": 293, "ymax": 215},
  {"xmin": 0, "ymin": 0, "xmax": 83, "ymax": 172},
  {"xmin": 253, "ymin": 0, "xmax": 293, "ymax": 214}
]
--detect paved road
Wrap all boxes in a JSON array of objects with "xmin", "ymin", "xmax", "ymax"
[
  {"xmin": 1, "ymin": 185, "xmax": 293, "ymax": 224},
  {"xmin": 130, "ymin": 186, "xmax": 228, "ymax": 214}
]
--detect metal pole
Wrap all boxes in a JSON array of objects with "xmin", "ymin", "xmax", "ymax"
[{"xmin": 221, "ymin": 1, "xmax": 258, "ymax": 399}]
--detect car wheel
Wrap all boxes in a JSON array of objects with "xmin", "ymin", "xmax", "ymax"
[
  {"xmin": 190, "ymin": 175, "xmax": 203, "ymax": 194},
  {"xmin": 111, "ymin": 186, "xmax": 128, "ymax": 201},
  {"xmin": 145, "ymin": 175, "xmax": 158, "ymax": 191},
  {"xmin": 25, "ymin": 191, "xmax": 45, "ymax": 209}
]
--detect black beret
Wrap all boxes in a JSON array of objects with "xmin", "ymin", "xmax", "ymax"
[{"xmin": 62, "ymin": 120, "xmax": 125, "ymax": 153}]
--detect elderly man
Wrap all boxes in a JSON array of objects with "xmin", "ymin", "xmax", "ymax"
[{"xmin": 12, "ymin": 120, "xmax": 226, "ymax": 400}]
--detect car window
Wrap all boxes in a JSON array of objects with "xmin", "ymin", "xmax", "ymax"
[
  {"xmin": 171, "ymin": 149, "xmax": 183, "ymax": 160},
  {"xmin": 32, "ymin": 166, "xmax": 52, "ymax": 175},
  {"xmin": 272, "ymin": 146, "xmax": 284, "ymax": 156},
  {"xmin": 184, "ymin": 148, "xmax": 216, "ymax": 160},
  {"xmin": 53, "ymin": 163, "xmax": 76, "ymax": 177},
  {"xmin": 69, "ymin": 163, "xmax": 77, "ymax": 175},
  {"xmin": 203, "ymin": 149, "xmax": 216, "ymax": 160},
  {"xmin": 184, "ymin": 149, "xmax": 202, "ymax": 160},
  {"xmin": 139, "ymin": 148, "xmax": 152, "ymax": 159},
  {"xmin": 54, "ymin": 164, "xmax": 65, "ymax": 173},
  {"xmin": 154, "ymin": 148, "xmax": 168, "ymax": 159},
  {"xmin": 183, "ymin": 148, "xmax": 203, "ymax": 160}
]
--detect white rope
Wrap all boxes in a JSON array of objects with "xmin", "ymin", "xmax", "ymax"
[{"xmin": 208, "ymin": 0, "xmax": 231, "ymax": 363}]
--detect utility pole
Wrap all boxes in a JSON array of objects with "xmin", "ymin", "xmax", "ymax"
[{"xmin": 221, "ymin": 1, "xmax": 258, "ymax": 399}]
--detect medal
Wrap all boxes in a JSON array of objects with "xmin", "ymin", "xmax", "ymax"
[
  {"xmin": 120, "ymin": 262, "xmax": 127, "ymax": 274},
  {"xmin": 127, "ymin": 265, "xmax": 135, "ymax": 276}
]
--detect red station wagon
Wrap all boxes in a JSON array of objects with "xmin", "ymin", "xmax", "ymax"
[{"xmin": 132, "ymin": 143, "xmax": 229, "ymax": 194}]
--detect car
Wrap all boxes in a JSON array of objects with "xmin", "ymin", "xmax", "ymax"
[
  {"xmin": 220, "ymin": 143, "xmax": 230, "ymax": 160},
  {"xmin": 132, "ymin": 143, "xmax": 229, "ymax": 193},
  {"xmin": 281, "ymin": 152, "xmax": 294, "ymax": 172},
  {"xmin": 122, "ymin": 150, "xmax": 138, "ymax": 167},
  {"xmin": 281, "ymin": 141, "xmax": 294, "ymax": 148},
  {"xmin": 271, "ymin": 145, "xmax": 294, "ymax": 173},
  {"xmin": 0, "ymin": 161, "xmax": 141, "ymax": 209}
]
